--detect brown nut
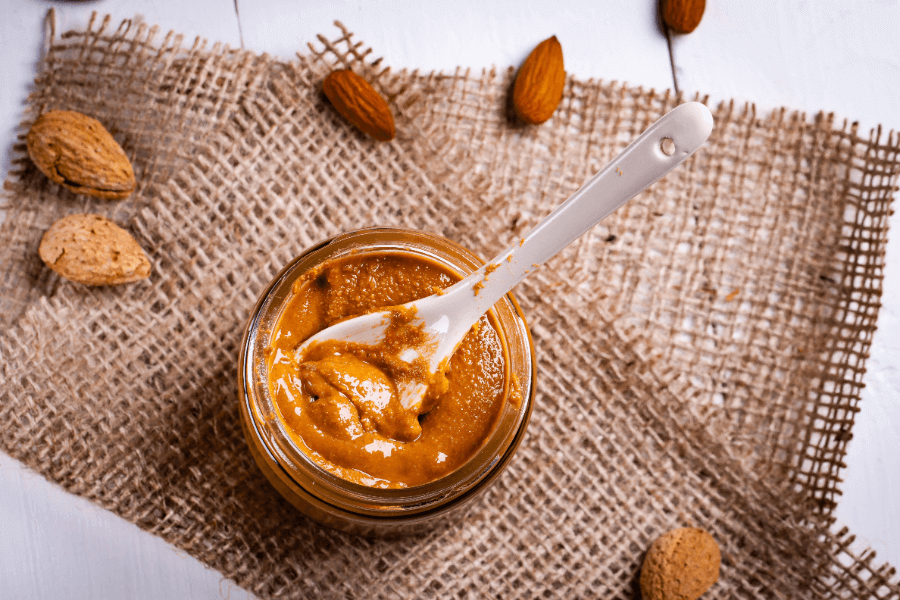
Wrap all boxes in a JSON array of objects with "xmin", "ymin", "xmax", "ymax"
[
  {"xmin": 39, "ymin": 214, "xmax": 151, "ymax": 286},
  {"xmin": 640, "ymin": 527, "xmax": 721, "ymax": 600},
  {"xmin": 26, "ymin": 110, "xmax": 136, "ymax": 200},
  {"xmin": 661, "ymin": 0, "xmax": 706, "ymax": 34},
  {"xmin": 322, "ymin": 70, "xmax": 396, "ymax": 141},
  {"xmin": 512, "ymin": 35, "xmax": 566, "ymax": 125}
]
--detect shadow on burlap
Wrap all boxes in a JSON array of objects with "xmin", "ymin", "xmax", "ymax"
[{"xmin": 1, "ymin": 11, "xmax": 899, "ymax": 598}]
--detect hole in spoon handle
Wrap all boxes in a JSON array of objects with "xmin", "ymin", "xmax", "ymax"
[{"xmin": 661, "ymin": 137, "xmax": 676, "ymax": 156}]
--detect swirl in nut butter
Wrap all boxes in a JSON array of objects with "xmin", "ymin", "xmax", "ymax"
[{"xmin": 266, "ymin": 252, "xmax": 518, "ymax": 488}]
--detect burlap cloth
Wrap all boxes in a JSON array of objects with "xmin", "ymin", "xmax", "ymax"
[{"xmin": 2, "ymin": 11, "xmax": 899, "ymax": 598}]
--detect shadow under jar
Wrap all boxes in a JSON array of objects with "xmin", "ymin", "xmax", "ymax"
[{"xmin": 238, "ymin": 227, "xmax": 535, "ymax": 537}]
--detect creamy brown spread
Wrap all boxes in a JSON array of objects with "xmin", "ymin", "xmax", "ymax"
[{"xmin": 266, "ymin": 251, "xmax": 508, "ymax": 488}]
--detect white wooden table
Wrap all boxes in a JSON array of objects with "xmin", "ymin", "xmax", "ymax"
[{"xmin": 1, "ymin": 1, "xmax": 898, "ymax": 597}]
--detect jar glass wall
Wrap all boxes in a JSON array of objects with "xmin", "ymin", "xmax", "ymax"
[{"xmin": 238, "ymin": 228, "xmax": 535, "ymax": 536}]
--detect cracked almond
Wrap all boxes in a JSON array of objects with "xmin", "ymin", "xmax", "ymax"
[
  {"xmin": 39, "ymin": 214, "xmax": 151, "ymax": 286},
  {"xmin": 322, "ymin": 70, "xmax": 395, "ymax": 141},
  {"xmin": 513, "ymin": 36, "xmax": 566, "ymax": 125},
  {"xmin": 26, "ymin": 110, "xmax": 136, "ymax": 200}
]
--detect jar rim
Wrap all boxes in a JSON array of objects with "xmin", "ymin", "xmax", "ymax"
[{"xmin": 238, "ymin": 227, "xmax": 535, "ymax": 519}]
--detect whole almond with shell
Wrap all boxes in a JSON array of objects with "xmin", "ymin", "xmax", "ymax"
[
  {"xmin": 322, "ymin": 70, "xmax": 396, "ymax": 141},
  {"xmin": 512, "ymin": 36, "xmax": 566, "ymax": 125},
  {"xmin": 661, "ymin": 0, "xmax": 706, "ymax": 34},
  {"xmin": 39, "ymin": 214, "xmax": 151, "ymax": 286},
  {"xmin": 640, "ymin": 528, "xmax": 721, "ymax": 600},
  {"xmin": 26, "ymin": 110, "xmax": 136, "ymax": 200}
]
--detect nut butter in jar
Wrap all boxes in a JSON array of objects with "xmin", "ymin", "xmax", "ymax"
[{"xmin": 238, "ymin": 228, "xmax": 535, "ymax": 536}]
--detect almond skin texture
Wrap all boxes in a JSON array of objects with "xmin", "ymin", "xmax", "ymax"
[
  {"xmin": 27, "ymin": 110, "xmax": 136, "ymax": 200},
  {"xmin": 640, "ymin": 528, "xmax": 721, "ymax": 600},
  {"xmin": 662, "ymin": 0, "xmax": 706, "ymax": 34},
  {"xmin": 39, "ymin": 214, "xmax": 151, "ymax": 286},
  {"xmin": 512, "ymin": 36, "xmax": 566, "ymax": 125},
  {"xmin": 322, "ymin": 70, "xmax": 395, "ymax": 141}
]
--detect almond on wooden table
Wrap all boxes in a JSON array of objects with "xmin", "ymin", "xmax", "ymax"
[
  {"xmin": 661, "ymin": 0, "xmax": 706, "ymax": 34},
  {"xmin": 512, "ymin": 35, "xmax": 566, "ymax": 125},
  {"xmin": 39, "ymin": 214, "xmax": 151, "ymax": 286},
  {"xmin": 26, "ymin": 110, "xmax": 136, "ymax": 200},
  {"xmin": 322, "ymin": 70, "xmax": 396, "ymax": 141},
  {"xmin": 640, "ymin": 527, "xmax": 721, "ymax": 600}
]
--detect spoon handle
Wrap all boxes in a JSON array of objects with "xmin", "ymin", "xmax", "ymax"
[{"xmin": 435, "ymin": 102, "xmax": 713, "ymax": 329}]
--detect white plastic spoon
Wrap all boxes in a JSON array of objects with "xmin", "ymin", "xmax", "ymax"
[{"xmin": 297, "ymin": 102, "xmax": 713, "ymax": 409}]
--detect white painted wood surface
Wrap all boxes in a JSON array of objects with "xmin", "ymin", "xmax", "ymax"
[{"xmin": 1, "ymin": 1, "xmax": 898, "ymax": 597}]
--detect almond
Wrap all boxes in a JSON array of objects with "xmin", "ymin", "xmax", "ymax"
[
  {"xmin": 662, "ymin": 0, "xmax": 706, "ymax": 34},
  {"xmin": 512, "ymin": 36, "xmax": 566, "ymax": 125},
  {"xmin": 640, "ymin": 528, "xmax": 721, "ymax": 600},
  {"xmin": 26, "ymin": 110, "xmax": 136, "ymax": 200},
  {"xmin": 39, "ymin": 214, "xmax": 151, "ymax": 286},
  {"xmin": 322, "ymin": 70, "xmax": 395, "ymax": 141}
]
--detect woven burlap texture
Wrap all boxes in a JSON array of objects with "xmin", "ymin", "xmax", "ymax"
[{"xmin": 2, "ymin": 12, "xmax": 899, "ymax": 599}]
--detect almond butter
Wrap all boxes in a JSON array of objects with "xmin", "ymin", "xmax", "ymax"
[
  {"xmin": 662, "ymin": 0, "xmax": 706, "ymax": 34},
  {"xmin": 322, "ymin": 70, "xmax": 395, "ymax": 141},
  {"xmin": 640, "ymin": 527, "xmax": 721, "ymax": 600},
  {"xmin": 26, "ymin": 110, "xmax": 136, "ymax": 200},
  {"xmin": 512, "ymin": 36, "xmax": 566, "ymax": 125},
  {"xmin": 39, "ymin": 214, "xmax": 151, "ymax": 286}
]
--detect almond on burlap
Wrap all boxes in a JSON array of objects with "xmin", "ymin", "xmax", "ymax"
[
  {"xmin": 512, "ymin": 35, "xmax": 566, "ymax": 125},
  {"xmin": 39, "ymin": 214, "xmax": 151, "ymax": 286},
  {"xmin": 640, "ymin": 527, "xmax": 721, "ymax": 600},
  {"xmin": 26, "ymin": 109, "xmax": 136, "ymax": 200},
  {"xmin": 322, "ymin": 70, "xmax": 396, "ymax": 141}
]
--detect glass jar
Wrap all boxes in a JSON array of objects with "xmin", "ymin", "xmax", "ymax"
[{"xmin": 238, "ymin": 227, "xmax": 536, "ymax": 537}]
